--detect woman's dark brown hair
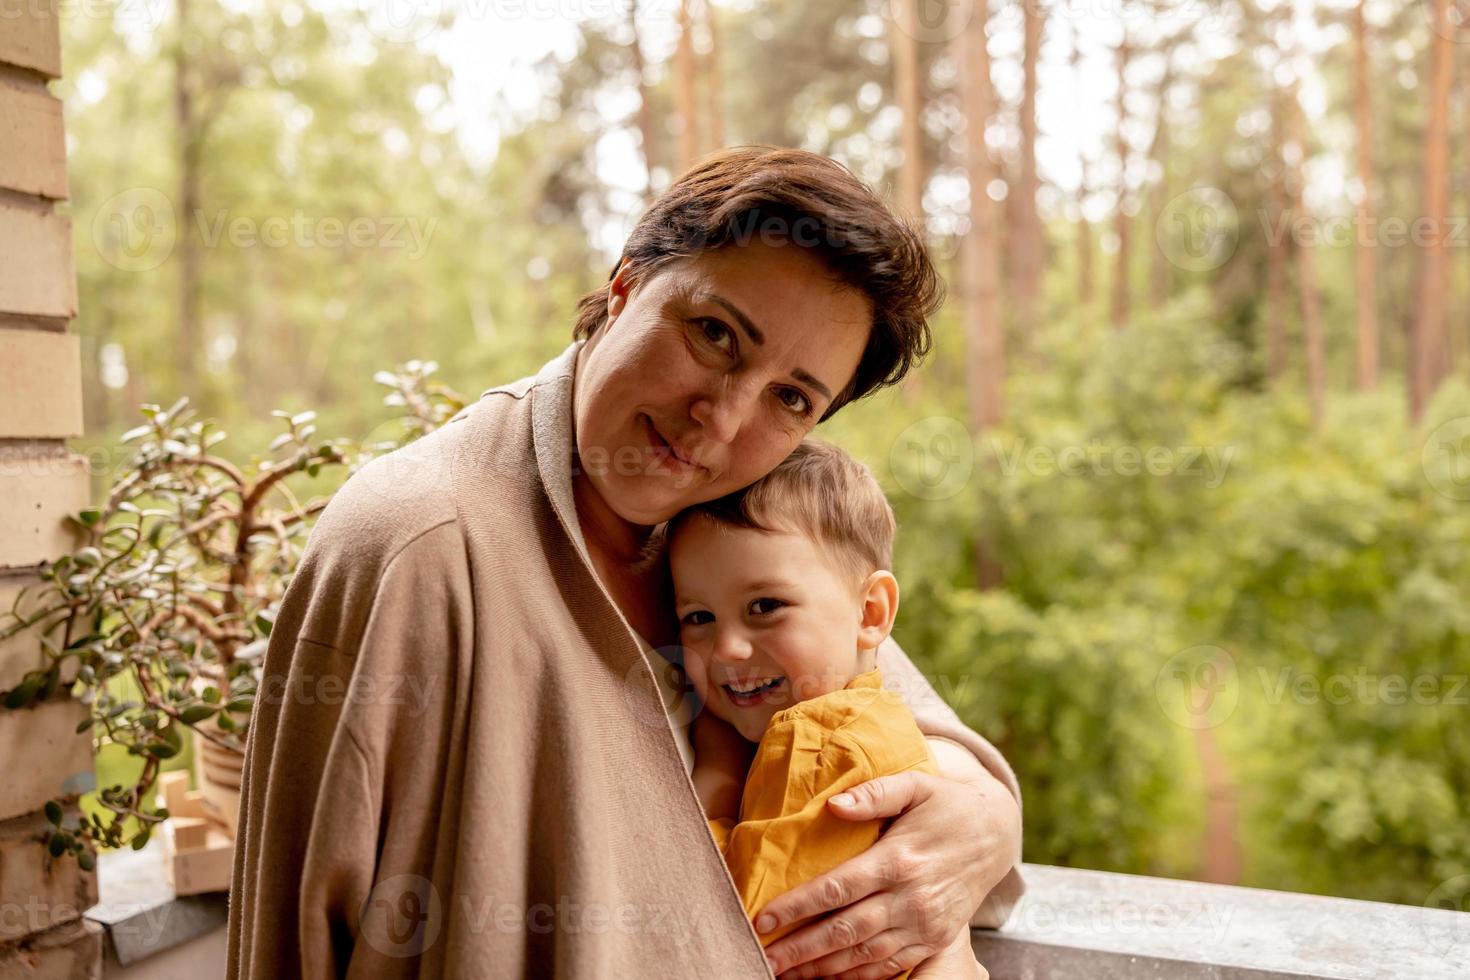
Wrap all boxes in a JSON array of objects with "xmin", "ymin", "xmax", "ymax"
[{"xmin": 571, "ymin": 145, "xmax": 941, "ymax": 420}]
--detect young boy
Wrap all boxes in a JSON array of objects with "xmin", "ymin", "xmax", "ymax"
[{"xmin": 668, "ymin": 439, "xmax": 985, "ymax": 979}]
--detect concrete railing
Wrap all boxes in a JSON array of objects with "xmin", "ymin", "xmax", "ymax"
[
  {"xmin": 87, "ymin": 850, "xmax": 1470, "ymax": 978},
  {"xmin": 970, "ymin": 864, "xmax": 1470, "ymax": 980}
]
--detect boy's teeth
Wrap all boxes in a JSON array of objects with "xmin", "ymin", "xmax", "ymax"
[{"xmin": 728, "ymin": 678, "xmax": 780, "ymax": 695}]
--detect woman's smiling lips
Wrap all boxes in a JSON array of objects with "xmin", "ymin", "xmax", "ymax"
[{"xmin": 643, "ymin": 415, "xmax": 703, "ymax": 474}]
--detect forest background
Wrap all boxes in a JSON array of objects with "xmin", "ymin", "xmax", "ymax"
[{"xmin": 59, "ymin": 0, "xmax": 1470, "ymax": 905}]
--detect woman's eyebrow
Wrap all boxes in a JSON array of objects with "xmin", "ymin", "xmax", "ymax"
[{"xmin": 710, "ymin": 293, "xmax": 833, "ymax": 402}]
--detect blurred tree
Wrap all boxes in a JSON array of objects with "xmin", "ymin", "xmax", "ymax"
[
  {"xmin": 1411, "ymin": 0, "xmax": 1453, "ymax": 423},
  {"xmin": 1110, "ymin": 30, "xmax": 1132, "ymax": 330},
  {"xmin": 1351, "ymin": 0, "xmax": 1378, "ymax": 391}
]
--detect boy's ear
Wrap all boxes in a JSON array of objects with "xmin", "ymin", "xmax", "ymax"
[{"xmin": 856, "ymin": 570, "xmax": 900, "ymax": 652}]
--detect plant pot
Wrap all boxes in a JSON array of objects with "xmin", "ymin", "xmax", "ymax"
[{"xmin": 192, "ymin": 722, "xmax": 245, "ymax": 839}]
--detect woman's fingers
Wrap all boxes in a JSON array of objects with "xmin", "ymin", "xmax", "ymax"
[
  {"xmin": 762, "ymin": 890, "xmax": 895, "ymax": 976},
  {"xmin": 827, "ymin": 942, "xmax": 931, "ymax": 980},
  {"xmin": 824, "ymin": 771, "xmax": 935, "ymax": 822},
  {"xmin": 758, "ymin": 840, "xmax": 917, "ymax": 946},
  {"xmin": 776, "ymin": 926, "xmax": 907, "ymax": 980}
]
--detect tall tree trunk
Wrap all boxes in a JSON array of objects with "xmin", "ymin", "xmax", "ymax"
[
  {"xmin": 958, "ymin": 4, "xmax": 1004, "ymax": 590},
  {"xmin": 1265, "ymin": 88, "xmax": 1289, "ymax": 384},
  {"xmin": 1110, "ymin": 33, "xmax": 1132, "ymax": 330},
  {"xmin": 1147, "ymin": 45, "xmax": 1177, "ymax": 310},
  {"xmin": 891, "ymin": 0, "xmax": 924, "ymax": 224},
  {"xmin": 1013, "ymin": 2, "xmax": 1045, "ymax": 321},
  {"xmin": 627, "ymin": 0, "xmax": 658, "ymax": 201},
  {"xmin": 1072, "ymin": 37, "xmax": 1093, "ymax": 307},
  {"xmin": 675, "ymin": 0, "xmax": 699, "ymax": 172},
  {"xmin": 701, "ymin": 0, "xmax": 725, "ymax": 152},
  {"xmin": 1286, "ymin": 83, "xmax": 1326, "ymax": 430},
  {"xmin": 174, "ymin": 0, "xmax": 202, "ymax": 401},
  {"xmin": 1411, "ymin": 0, "xmax": 1453, "ymax": 423},
  {"xmin": 959, "ymin": 8, "xmax": 1003, "ymax": 431},
  {"xmin": 1352, "ymin": 0, "xmax": 1378, "ymax": 390}
]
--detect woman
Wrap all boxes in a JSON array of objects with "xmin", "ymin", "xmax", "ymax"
[{"xmin": 227, "ymin": 146, "xmax": 1023, "ymax": 979}]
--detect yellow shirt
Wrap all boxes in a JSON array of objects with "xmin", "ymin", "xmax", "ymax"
[{"xmin": 708, "ymin": 667, "xmax": 940, "ymax": 975}]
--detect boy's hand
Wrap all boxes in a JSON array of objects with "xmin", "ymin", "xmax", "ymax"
[
  {"xmin": 909, "ymin": 930, "xmax": 987, "ymax": 980},
  {"xmin": 691, "ymin": 711, "xmax": 757, "ymax": 822}
]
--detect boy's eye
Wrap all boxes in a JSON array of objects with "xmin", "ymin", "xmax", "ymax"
[
  {"xmin": 748, "ymin": 598, "xmax": 786, "ymax": 616},
  {"xmin": 681, "ymin": 610, "xmax": 714, "ymax": 627}
]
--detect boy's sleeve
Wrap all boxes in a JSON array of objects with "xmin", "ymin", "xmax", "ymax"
[
  {"xmin": 876, "ymin": 635, "xmax": 1025, "ymax": 928},
  {"xmin": 720, "ymin": 713, "xmax": 931, "ymax": 948}
]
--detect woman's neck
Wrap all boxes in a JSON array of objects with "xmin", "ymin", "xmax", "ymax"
[{"xmin": 571, "ymin": 469, "xmax": 662, "ymax": 569}]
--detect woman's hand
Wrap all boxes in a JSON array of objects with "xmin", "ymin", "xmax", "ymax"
[{"xmin": 755, "ymin": 765, "xmax": 1020, "ymax": 980}]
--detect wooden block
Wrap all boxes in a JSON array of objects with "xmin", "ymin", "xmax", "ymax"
[
  {"xmin": 0, "ymin": 82, "xmax": 67, "ymax": 199},
  {"xmin": 0, "ymin": 329, "xmax": 83, "ymax": 437},
  {"xmin": 156, "ymin": 770, "xmax": 190, "ymax": 816},
  {"xmin": 0, "ymin": 452, "xmax": 89, "ymax": 570},
  {"xmin": 0, "ymin": 808, "xmax": 98, "ymax": 943},
  {"xmin": 165, "ymin": 828, "xmax": 233, "ymax": 896},
  {"xmin": 0, "ymin": 697, "xmax": 93, "ymax": 822},
  {"xmin": 0, "ymin": 918, "xmax": 102, "ymax": 980},
  {"xmin": 0, "ymin": 203, "xmax": 76, "ymax": 319},
  {"xmin": 0, "ymin": 3, "xmax": 62, "ymax": 79},
  {"xmin": 169, "ymin": 816, "xmax": 210, "ymax": 852},
  {"xmin": 0, "ymin": 575, "xmax": 51, "ymax": 695}
]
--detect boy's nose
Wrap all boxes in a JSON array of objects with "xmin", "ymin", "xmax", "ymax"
[{"xmin": 711, "ymin": 630, "xmax": 753, "ymax": 662}]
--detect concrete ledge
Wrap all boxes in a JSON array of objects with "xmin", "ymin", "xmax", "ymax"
[
  {"xmin": 971, "ymin": 864, "xmax": 1470, "ymax": 980},
  {"xmin": 85, "ymin": 836, "xmax": 227, "ymax": 970}
]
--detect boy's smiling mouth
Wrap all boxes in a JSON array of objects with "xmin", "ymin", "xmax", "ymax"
[{"xmin": 723, "ymin": 676, "xmax": 786, "ymax": 707}]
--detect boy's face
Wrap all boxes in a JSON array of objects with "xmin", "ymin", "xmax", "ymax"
[{"xmin": 670, "ymin": 514, "xmax": 887, "ymax": 743}]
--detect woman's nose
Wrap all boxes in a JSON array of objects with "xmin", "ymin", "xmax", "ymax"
[{"xmin": 690, "ymin": 380, "xmax": 759, "ymax": 444}]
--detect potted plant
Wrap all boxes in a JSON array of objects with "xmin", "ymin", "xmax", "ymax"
[{"xmin": 0, "ymin": 362, "xmax": 463, "ymax": 864}]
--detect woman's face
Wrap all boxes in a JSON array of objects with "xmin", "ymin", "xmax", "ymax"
[{"xmin": 573, "ymin": 241, "xmax": 873, "ymax": 525}]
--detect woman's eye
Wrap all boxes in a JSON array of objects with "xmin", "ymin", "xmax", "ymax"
[
  {"xmin": 681, "ymin": 610, "xmax": 714, "ymax": 627},
  {"xmin": 695, "ymin": 318, "xmax": 734, "ymax": 354},
  {"xmin": 775, "ymin": 388, "xmax": 812, "ymax": 416},
  {"xmin": 749, "ymin": 598, "xmax": 786, "ymax": 616}
]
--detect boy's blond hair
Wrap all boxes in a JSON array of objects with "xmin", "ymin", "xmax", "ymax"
[{"xmin": 668, "ymin": 439, "xmax": 895, "ymax": 586}]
